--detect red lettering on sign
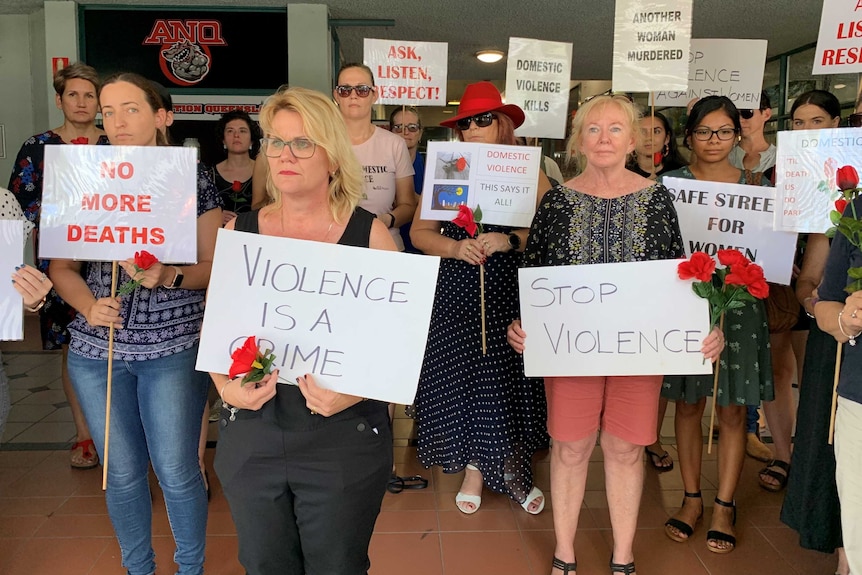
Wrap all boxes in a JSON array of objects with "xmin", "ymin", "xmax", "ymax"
[{"xmin": 142, "ymin": 20, "xmax": 226, "ymax": 45}]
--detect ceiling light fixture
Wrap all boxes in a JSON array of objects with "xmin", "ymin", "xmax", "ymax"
[
  {"xmin": 476, "ymin": 50, "xmax": 504, "ymax": 63},
  {"xmin": 834, "ymin": 83, "xmax": 847, "ymax": 89}
]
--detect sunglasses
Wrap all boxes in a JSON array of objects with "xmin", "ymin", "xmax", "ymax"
[
  {"xmin": 335, "ymin": 84, "xmax": 374, "ymax": 98},
  {"xmin": 848, "ymin": 113, "xmax": 862, "ymax": 128},
  {"xmin": 392, "ymin": 123, "xmax": 421, "ymax": 133},
  {"xmin": 455, "ymin": 112, "xmax": 497, "ymax": 131}
]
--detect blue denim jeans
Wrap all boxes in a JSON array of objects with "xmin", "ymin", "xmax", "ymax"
[
  {"xmin": 747, "ymin": 405, "xmax": 759, "ymax": 434},
  {"xmin": 68, "ymin": 346, "xmax": 209, "ymax": 575}
]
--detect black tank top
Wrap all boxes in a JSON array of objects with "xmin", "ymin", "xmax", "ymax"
[{"xmin": 232, "ymin": 206, "xmax": 387, "ymax": 430}]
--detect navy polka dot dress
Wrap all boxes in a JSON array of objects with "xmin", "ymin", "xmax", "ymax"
[{"xmin": 414, "ymin": 222, "xmax": 549, "ymax": 504}]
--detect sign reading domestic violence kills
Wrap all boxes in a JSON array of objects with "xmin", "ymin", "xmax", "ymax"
[
  {"xmin": 663, "ymin": 177, "xmax": 797, "ymax": 284},
  {"xmin": 195, "ymin": 229, "xmax": 440, "ymax": 405},
  {"xmin": 612, "ymin": 0, "xmax": 692, "ymax": 92},
  {"xmin": 364, "ymin": 38, "xmax": 448, "ymax": 106},
  {"xmin": 419, "ymin": 141, "xmax": 541, "ymax": 228},
  {"xmin": 0, "ymin": 220, "xmax": 25, "ymax": 341},
  {"xmin": 813, "ymin": 0, "xmax": 862, "ymax": 74},
  {"xmin": 774, "ymin": 128, "xmax": 862, "ymax": 232},
  {"xmin": 505, "ymin": 37, "xmax": 572, "ymax": 139},
  {"xmin": 39, "ymin": 146, "xmax": 198, "ymax": 263},
  {"xmin": 519, "ymin": 259, "xmax": 712, "ymax": 377},
  {"xmin": 652, "ymin": 39, "xmax": 768, "ymax": 109}
]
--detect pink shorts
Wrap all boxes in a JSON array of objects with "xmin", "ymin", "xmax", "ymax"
[{"xmin": 544, "ymin": 375, "xmax": 662, "ymax": 446}]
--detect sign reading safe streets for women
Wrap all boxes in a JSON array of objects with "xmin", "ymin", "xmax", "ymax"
[
  {"xmin": 519, "ymin": 259, "xmax": 711, "ymax": 377},
  {"xmin": 195, "ymin": 229, "xmax": 440, "ymax": 405},
  {"xmin": 612, "ymin": 0, "xmax": 692, "ymax": 92},
  {"xmin": 505, "ymin": 37, "xmax": 572, "ymax": 139},
  {"xmin": 364, "ymin": 39, "xmax": 448, "ymax": 106},
  {"xmin": 419, "ymin": 141, "xmax": 541, "ymax": 228},
  {"xmin": 0, "ymin": 220, "xmax": 25, "ymax": 341},
  {"xmin": 40, "ymin": 146, "xmax": 198, "ymax": 263},
  {"xmin": 664, "ymin": 177, "xmax": 797, "ymax": 285}
]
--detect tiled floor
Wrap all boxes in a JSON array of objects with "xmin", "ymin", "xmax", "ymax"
[{"xmin": 0, "ymin": 317, "xmax": 841, "ymax": 574}]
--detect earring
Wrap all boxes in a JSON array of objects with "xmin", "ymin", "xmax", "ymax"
[
  {"xmin": 662, "ymin": 143, "xmax": 669, "ymax": 157},
  {"xmin": 223, "ymin": 144, "xmax": 227, "ymax": 151}
]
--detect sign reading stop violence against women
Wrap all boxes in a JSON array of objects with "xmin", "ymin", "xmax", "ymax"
[
  {"xmin": 0, "ymin": 220, "xmax": 25, "ymax": 341},
  {"xmin": 652, "ymin": 39, "xmax": 767, "ymax": 109},
  {"xmin": 813, "ymin": 0, "xmax": 862, "ymax": 74},
  {"xmin": 611, "ymin": 0, "xmax": 692, "ymax": 93},
  {"xmin": 419, "ymin": 141, "xmax": 541, "ymax": 228},
  {"xmin": 39, "ymin": 146, "xmax": 198, "ymax": 263},
  {"xmin": 664, "ymin": 177, "xmax": 797, "ymax": 285},
  {"xmin": 363, "ymin": 38, "xmax": 448, "ymax": 106},
  {"xmin": 195, "ymin": 229, "xmax": 440, "ymax": 405},
  {"xmin": 519, "ymin": 259, "xmax": 712, "ymax": 377},
  {"xmin": 505, "ymin": 37, "xmax": 572, "ymax": 139},
  {"xmin": 774, "ymin": 128, "xmax": 862, "ymax": 233}
]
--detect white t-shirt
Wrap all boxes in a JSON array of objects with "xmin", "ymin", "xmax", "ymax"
[{"xmin": 352, "ymin": 127, "xmax": 414, "ymax": 250}]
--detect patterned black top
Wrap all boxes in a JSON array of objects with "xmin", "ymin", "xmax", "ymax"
[{"xmin": 523, "ymin": 182, "xmax": 685, "ymax": 267}]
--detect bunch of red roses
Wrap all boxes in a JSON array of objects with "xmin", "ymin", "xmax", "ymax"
[
  {"xmin": 678, "ymin": 249, "xmax": 769, "ymax": 331},
  {"xmin": 828, "ymin": 165, "xmax": 862, "ymax": 294}
]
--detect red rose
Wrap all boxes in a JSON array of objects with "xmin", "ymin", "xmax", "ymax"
[
  {"xmin": 232, "ymin": 180, "xmax": 242, "ymax": 192},
  {"xmin": 653, "ymin": 151, "xmax": 663, "ymax": 167},
  {"xmin": 229, "ymin": 336, "xmax": 258, "ymax": 379},
  {"xmin": 837, "ymin": 165, "xmax": 860, "ymax": 191},
  {"xmin": 677, "ymin": 252, "xmax": 716, "ymax": 282},
  {"xmin": 835, "ymin": 198, "xmax": 848, "ymax": 214},
  {"xmin": 717, "ymin": 249, "xmax": 749, "ymax": 268},
  {"xmin": 748, "ymin": 279, "xmax": 770, "ymax": 299},
  {"xmin": 456, "ymin": 157, "xmax": 467, "ymax": 172},
  {"xmin": 452, "ymin": 204, "xmax": 478, "ymax": 237},
  {"xmin": 134, "ymin": 250, "xmax": 158, "ymax": 270},
  {"xmin": 70, "ymin": 137, "xmax": 89, "ymax": 145},
  {"xmin": 725, "ymin": 262, "xmax": 766, "ymax": 291}
]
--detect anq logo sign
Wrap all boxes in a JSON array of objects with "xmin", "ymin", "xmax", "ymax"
[{"xmin": 143, "ymin": 19, "xmax": 226, "ymax": 86}]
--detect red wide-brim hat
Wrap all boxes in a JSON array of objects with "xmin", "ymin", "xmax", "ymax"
[{"xmin": 441, "ymin": 81, "xmax": 525, "ymax": 129}]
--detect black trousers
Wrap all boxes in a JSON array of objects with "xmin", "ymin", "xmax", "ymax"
[{"xmin": 214, "ymin": 394, "xmax": 392, "ymax": 575}]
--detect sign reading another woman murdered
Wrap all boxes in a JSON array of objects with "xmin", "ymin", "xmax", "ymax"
[
  {"xmin": 505, "ymin": 37, "xmax": 573, "ymax": 139},
  {"xmin": 0, "ymin": 220, "xmax": 25, "ymax": 341},
  {"xmin": 195, "ymin": 229, "xmax": 440, "ymax": 405},
  {"xmin": 39, "ymin": 146, "xmax": 199, "ymax": 263},
  {"xmin": 518, "ymin": 259, "xmax": 712, "ymax": 377},
  {"xmin": 81, "ymin": 8, "xmax": 287, "ymax": 90},
  {"xmin": 419, "ymin": 141, "xmax": 541, "ymax": 228}
]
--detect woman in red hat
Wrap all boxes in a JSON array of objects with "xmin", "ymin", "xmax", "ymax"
[{"xmin": 411, "ymin": 81, "xmax": 552, "ymax": 517}]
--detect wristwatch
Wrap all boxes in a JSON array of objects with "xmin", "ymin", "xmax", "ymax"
[
  {"xmin": 164, "ymin": 266, "xmax": 184, "ymax": 289},
  {"xmin": 507, "ymin": 232, "xmax": 522, "ymax": 251}
]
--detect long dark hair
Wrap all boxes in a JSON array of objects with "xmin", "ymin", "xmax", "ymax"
[
  {"xmin": 790, "ymin": 89, "xmax": 841, "ymax": 121},
  {"xmin": 683, "ymin": 96, "xmax": 740, "ymax": 150}
]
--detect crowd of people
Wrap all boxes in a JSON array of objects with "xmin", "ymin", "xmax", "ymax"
[{"xmin": 1, "ymin": 60, "xmax": 860, "ymax": 575}]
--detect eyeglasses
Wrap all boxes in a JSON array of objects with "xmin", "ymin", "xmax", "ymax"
[
  {"xmin": 392, "ymin": 123, "xmax": 421, "ymax": 133},
  {"xmin": 335, "ymin": 84, "xmax": 374, "ymax": 98},
  {"xmin": 261, "ymin": 137, "xmax": 317, "ymax": 159},
  {"xmin": 692, "ymin": 127, "xmax": 737, "ymax": 141},
  {"xmin": 455, "ymin": 112, "xmax": 497, "ymax": 130},
  {"xmin": 848, "ymin": 113, "xmax": 862, "ymax": 128}
]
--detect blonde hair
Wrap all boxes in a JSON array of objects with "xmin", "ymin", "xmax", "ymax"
[
  {"xmin": 258, "ymin": 87, "xmax": 364, "ymax": 222},
  {"xmin": 567, "ymin": 94, "xmax": 641, "ymax": 170}
]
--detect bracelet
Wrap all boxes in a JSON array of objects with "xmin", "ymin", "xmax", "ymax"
[
  {"xmin": 804, "ymin": 296, "xmax": 819, "ymax": 319},
  {"xmin": 387, "ymin": 213, "xmax": 395, "ymax": 228},
  {"xmin": 218, "ymin": 378, "xmax": 240, "ymax": 421},
  {"xmin": 838, "ymin": 310, "xmax": 862, "ymax": 346},
  {"xmin": 25, "ymin": 297, "xmax": 47, "ymax": 313}
]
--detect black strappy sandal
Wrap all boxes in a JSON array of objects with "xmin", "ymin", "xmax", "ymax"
[
  {"xmin": 610, "ymin": 556, "xmax": 636, "ymax": 574},
  {"xmin": 552, "ymin": 557, "xmax": 577, "ymax": 574},
  {"xmin": 706, "ymin": 497, "xmax": 737, "ymax": 554},
  {"xmin": 664, "ymin": 490, "xmax": 702, "ymax": 542},
  {"xmin": 758, "ymin": 459, "xmax": 790, "ymax": 492}
]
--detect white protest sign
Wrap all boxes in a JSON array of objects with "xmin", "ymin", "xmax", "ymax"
[
  {"xmin": 612, "ymin": 0, "xmax": 692, "ymax": 92},
  {"xmin": 40, "ymin": 146, "xmax": 198, "ymax": 263},
  {"xmin": 0, "ymin": 220, "xmax": 25, "ymax": 341},
  {"xmin": 505, "ymin": 37, "xmax": 572, "ymax": 139},
  {"xmin": 774, "ymin": 128, "xmax": 862, "ymax": 233},
  {"xmin": 813, "ymin": 0, "xmax": 862, "ymax": 74},
  {"xmin": 364, "ymin": 38, "xmax": 448, "ymax": 106},
  {"xmin": 663, "ymin": 177, "xmax": 797, "ymax": 284},
  {"xmin": 519, "ymin": 259, "xmax": 711, "ymax": 377},
  {"xmin": 195, "ymin": 229, "xmax": 441, "ymax": 405},
  {"xmin": 652, "ymin": 39, "xmax": 768, "ymax": 109},
  {"xmin": 419, "ymin": 141, "xmax": 541, "ymax": 228}
]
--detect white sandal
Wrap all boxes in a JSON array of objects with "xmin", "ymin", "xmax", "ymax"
[
  {"xmin": 455, "ymin": 464, "xmax": 482, "ymax": 514},
  {"xmin": 520, "ymin": 485, "xmax": 545, "ymax": 515}
]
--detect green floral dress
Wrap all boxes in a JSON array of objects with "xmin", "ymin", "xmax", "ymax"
[{"xmin": 660, "ymin": 167, "xmax": 775, "ymax": 406}]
